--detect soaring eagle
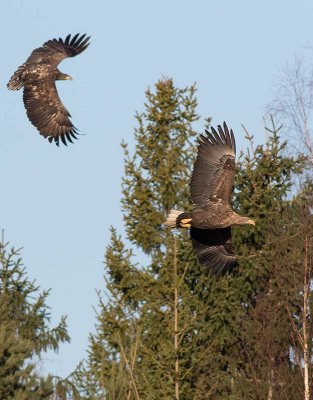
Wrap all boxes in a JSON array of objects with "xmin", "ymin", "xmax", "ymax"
[
  {"xmin": 7, "ymin": 33, "xmax": 90, "ymax": 146},
  {"xmin": 165, "ymin": 122, "xmax": 255, "ymax": 276}
]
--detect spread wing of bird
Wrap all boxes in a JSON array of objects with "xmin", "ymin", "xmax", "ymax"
[
  {"xmin": 9, "ymin": 33, "xmax": 90, "ymax": 146},
  {"xmin": 23, "ymin": 82, "xmax": 78, "ymax": 146},
  {"xmin": 190, "ymin": 122, "xmax": 236, "ymax": 208},
  {"xmin": 26, "ymin": 33, "xmax": 90, "ymax": 67},
  {"xmin": 190, "ymin": 227, "xmax": 237, "ymax": 276}
]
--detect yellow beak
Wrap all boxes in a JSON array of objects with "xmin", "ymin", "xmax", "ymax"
[{"xmin": 180, "ymin": 218, "xmax": 192, "ymax": 228}]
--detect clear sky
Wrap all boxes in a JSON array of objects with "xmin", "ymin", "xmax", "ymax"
[{"xmin": 1, "ymin": 0, "xmax": 313, "ymax": 377}]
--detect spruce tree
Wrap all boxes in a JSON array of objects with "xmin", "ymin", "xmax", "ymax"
[
  {"xmin": 0, "ymin": 236, "xmax": 70, "ymax": 399},
  {"xmin": 74, "ymin": 78, "xmax": 205, "ymax": 399},
  {"xmin": 74, "ymin": 82, "xmax": 311, "ymax": 400},
  {"xmin": 229, "ymin": 121, "xmax": 309, "ymax": 399}
]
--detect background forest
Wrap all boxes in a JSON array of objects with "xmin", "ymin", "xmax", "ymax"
[
  {"xmin": 2, "ymin": 74, "xmax": 313, "ymax": 399},
  {"xmin": 2, "ymin": 2, "xmax": 313, "ymax": 400}
]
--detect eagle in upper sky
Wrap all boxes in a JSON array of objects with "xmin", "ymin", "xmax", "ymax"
[
  {"xmin": 7, "ymin": 33, "xmax": 90, "ymax": 146},
  {"xmin": 165, "ymin": 122, "xmax": 255, "ymax": 276}
]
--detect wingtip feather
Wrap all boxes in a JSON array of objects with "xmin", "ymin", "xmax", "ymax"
[{"xmin": 202, "ymin": 123, "xmax": 236, "ymax": 153}]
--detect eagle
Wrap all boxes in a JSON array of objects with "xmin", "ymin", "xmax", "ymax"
[
  {"xmin": 7, "ymin": 33, "xmax": 90, "ymax": 146},
  {"xmin": 165, "ymin": 122, "xmax": 255, "ymax": 276}
]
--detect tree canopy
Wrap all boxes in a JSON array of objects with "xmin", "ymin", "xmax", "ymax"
[
  {"xmin": 0, "ymin": 235, "xmax": 70, "ymax": 399},
  {"xmin": 73, "ymin": 80, "xmax": 312, "ymax": 400}
]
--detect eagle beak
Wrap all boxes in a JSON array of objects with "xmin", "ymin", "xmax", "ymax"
[
  {"xmin": 248, "ymin": 219, "xmax": 256, "ymax": 226},
  {"xmin": 65, "ymin": 75, "xmax": 73, "ymax": 80},
  {"xmin": 180, "ymin": 218, "xmax": 192, "ymax": 228}
]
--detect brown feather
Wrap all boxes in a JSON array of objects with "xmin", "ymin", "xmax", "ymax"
[
  {"xmin": 23, "ymin": 83, "xmax": 78, "ymax": 146},
  {"xmin": 26, "ymin": 33, "xmax": 90, "ymax": 67},
  {"xmin": 190, "ymin": 122, "xmax": 236, "ymax": 207},
  {"xmin": 164, "ymin": 123, "xmax": 255, "ymax": 276},
  {"xmin": 7, "ymin": 34, "xmax": 89, "ymax": 145},
  {"xmin": 190, "ymin": 227, "xmax": 237, "ymax": 276}
]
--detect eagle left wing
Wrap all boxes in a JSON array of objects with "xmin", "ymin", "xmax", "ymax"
[
  {"xmin": 23, "ymin": 81, "xmax": 78, "ymax": 146},
  {"xmin": 190, "ymin": 227, "xmax": 237, "ymax": 276},
  {"xmin": 26, "ymin": 33, "xmax": 90, "ymax": 67}
]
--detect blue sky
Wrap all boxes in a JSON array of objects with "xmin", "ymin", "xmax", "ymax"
[{"xmin": 1, "ymin": 0, "xmax": 313, "ymax": 377}]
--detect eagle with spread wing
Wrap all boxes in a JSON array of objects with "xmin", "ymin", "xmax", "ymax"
[
  {"xmin": 7, "ymin": 33, "xmax": 90, "ymax": 146},
  {"xmin": 165, "ymin": 122, "xmax": 255, "ymax": 276}
]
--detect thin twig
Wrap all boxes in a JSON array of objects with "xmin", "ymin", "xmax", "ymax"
[{"xmin": 119, "ymin": 334, "xmax": 141, "ymax": 400}]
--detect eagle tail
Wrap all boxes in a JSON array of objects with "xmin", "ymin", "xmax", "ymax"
[
  {"xmin": 164, "ymin": 209, "xmax": 184, "ymax": 228},
  {"xmin": 7, "ymin": 66, "xmax": 25, "ymax": 90}
]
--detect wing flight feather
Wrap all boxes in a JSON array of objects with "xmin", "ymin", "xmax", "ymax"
[
  {"xmin": 23, "ymin": 82, "xmax": 78, "ymax": 146},
  {"xmin": 26, "ymin": 33, "xmax": 90, "ymax": 67},
  {"xmin": 190, "ymin": 122, "xmax": 236, "ymax": 207},
  {"xmin": 190, "ymin": 227, "xmax": 237, "ymax": 276}
]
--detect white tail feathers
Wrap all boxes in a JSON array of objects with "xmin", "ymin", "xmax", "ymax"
[{"xmin": 164, "ymin": 209, "xmax": 184, "ymax": 228}]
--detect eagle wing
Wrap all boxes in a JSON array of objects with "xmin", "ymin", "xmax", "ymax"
[
  {"xmin": 26, "ymin": 33, "xmax": 90, "ymax": 67},
  {"xmin": 190, "ymin": 122, "xmax": 236, "ymax": 208},
  {"xmin": 23, "ymin": 82, "xmax": 78, "ymax": 146},
  {"xmin": 190, "ymin": 227, "xmax": 237, "ymax": 276}
]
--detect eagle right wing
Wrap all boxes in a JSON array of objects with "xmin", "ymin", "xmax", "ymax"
[
  {"xmin": 190, "ymin": 227, "xmax": 237, "ymax": 276},
  {"xmin": 190, "ymin": 122, "xmax": 236, "ymax": 208},
  {"xmin": 23, "ymin": 81, "xmax": 78, "ymax": 146}
]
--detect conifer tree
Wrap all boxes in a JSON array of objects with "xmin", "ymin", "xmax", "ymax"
[
  {"xmin": 75, "ymin": 82, "xmax": 311, "ymax": 400},
  {"xmin": 228, "ymin": 121, "xmax": 310, "ymax": 399},
  {"xmin": 0, "ymin": 236, "xmax": 70, "ymax": 399},
  {"xmin": 74, "ymin": 78, "xmax": 205, "ymax": 399}
]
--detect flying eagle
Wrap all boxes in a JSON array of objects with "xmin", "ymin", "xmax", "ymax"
[
  {"xmin": 7, "ymin": 33, "xmax": 90, "ymax": 146},
  {"xmin": 165, "ymin": 122, "xmax": 255, "ymax": 276}
]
